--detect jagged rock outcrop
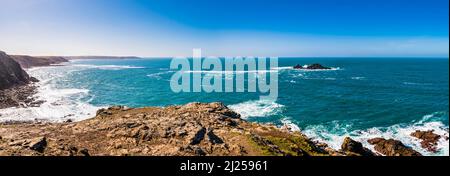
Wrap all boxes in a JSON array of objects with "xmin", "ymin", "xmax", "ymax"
[
  {"xmin": 0, "ymin": 51, "xmax": 41, "ymax": 109},
  {"xmin": 294, "ymin": 63, "xmax": 331, "ymax": 70},
  {"xmin": 0, "ymin": 51, "xmax": 32, "ymax": 89},
  {"xmin": 0, "ymin": 84, "xmax": 41, "ymax": 109},
  {"xmin": 0, "ymin": 103, "xmax": 331, "ymax": 156},
  {"xmin": 368, "ymin": 138, "xmax": 422, "ymax": 156},
  {"xmin": 410, "ymin": 130, "xmax": 442, "ymax": 153},
  {"xmin": 11, "ymin": 55, "xmax": 68, "ymax": 68},
  {"xmin": 341, "ymin": 137, "xmax": 376, "ymax": 156}
]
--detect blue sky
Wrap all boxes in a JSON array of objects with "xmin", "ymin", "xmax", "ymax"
[{"xmin": 0, "ymin": 0, "xmax": 448, "ymax": 57}]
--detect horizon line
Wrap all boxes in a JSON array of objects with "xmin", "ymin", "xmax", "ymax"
[{"xmin": 2, "ymin": 50, "xmax": 449, "ymax": 59}]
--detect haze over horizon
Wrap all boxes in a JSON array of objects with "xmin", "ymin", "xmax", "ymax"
[{"xmin": 0, "ymin": 0, "xmax": 448, "ymax": 57}]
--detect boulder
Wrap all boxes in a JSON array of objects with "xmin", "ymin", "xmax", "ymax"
[
  {"xmin": 368, "ymin": 138, "xmax": 422, "ymax": 156},
  {"xmin": 341, "ymin": 137, "xmax": 375, "ymax": 156},
  {"xmin": 29, "ymin": 137, "xmax": 47, "ymax": 153},
  {"xmin": 190, "ymin": 127, "xmax": 206, "ymax": 145},
  {"xmin": 411, "ymin": 130, "xmax": 441, "ymax": 152},
  {"xmin": 207, "ymin": 129, "xmax": 224, "ymax": 144},
  {"xmin": 294, "ymin": 64, "xmax": 303, "ymax": 69}
]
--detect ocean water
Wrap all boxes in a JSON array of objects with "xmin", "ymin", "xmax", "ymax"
[{"xmin": 1, "ymin": 57, "xmax": 448, "ymax": 156}]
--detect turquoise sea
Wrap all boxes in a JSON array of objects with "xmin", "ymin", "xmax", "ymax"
[{"xmin": 1, "ymin": 57, "xmax": 448, "ymax": 155}]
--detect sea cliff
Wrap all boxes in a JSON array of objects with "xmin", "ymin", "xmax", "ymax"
[
  {"xmin": 1, "ymin": 51, "xmax": 68, "ymax": 109},
  {"xmin": 0, "ymin": 51, "xmax": 33, "ymax": 89}
]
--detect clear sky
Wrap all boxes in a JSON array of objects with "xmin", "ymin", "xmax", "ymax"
[{"xmin": 0, "ymin": 0, "xmax": 448, "ymax": 57}]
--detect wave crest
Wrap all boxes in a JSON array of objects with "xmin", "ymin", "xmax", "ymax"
[
  {"xmin": 302, "ymin": 112, "xmax": 449, "ymax": 156},
  {"xmin": 228, "ymin": 100, "xmax": 285, "ymax": 119},
  {"xmin": 73, "ymin": 64, "xmax": 145, "ymax": 70}
]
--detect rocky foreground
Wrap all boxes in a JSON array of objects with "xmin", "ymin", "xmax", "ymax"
[
  {"xmin": 0, "ymin": 103, "xmax": 334, "ymax": 156},
  {"xmin": 1, "ymin": 102, "xmax": 443, "ymax": 156}
]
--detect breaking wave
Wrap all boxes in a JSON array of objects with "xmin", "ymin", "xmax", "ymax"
[
  {"xmin": 302, "ymin": 112, "xmax": 449, "ymax": 156},
  {"xmin": 228, "ymin": 100, "xmax": 285, "ymax": 119},
  {"xmin": 72, "ymin": 64, "xmax": 145, "ymax": 70},
  {"xmin": 272, "ymin": 66, "xmax": 341, "ymax": 72},
  {"xmin": 0, "ymin": 66, "xmax": 103, "ymax": 123}
]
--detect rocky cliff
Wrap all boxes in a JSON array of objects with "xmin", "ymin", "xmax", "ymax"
[
  {"xmin": 0, "ymin": 51, "xmax": 32, "ymax": 90},
  {"xmin": 1, "ymin": 51, "xmax": 68, "ymax": 109},
  {"xmin": 0, "ymin": 103, "xmax": 333, "ymax": 156}
]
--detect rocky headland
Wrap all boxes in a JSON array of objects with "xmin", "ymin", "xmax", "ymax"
[
  {"xmin": 1, "ymin": 51, "xmax": 68, "ymax": 109},
  {"xmin": 11, "ymin": 55, "xmax": 68, "ymax": 68},
  {"xmin": 0, "ymin": 51, "xmax": 41, "ymax": 109},
  {"xmin": 0, "ymin": 51, "xmax": 34, "ymax": 90}
]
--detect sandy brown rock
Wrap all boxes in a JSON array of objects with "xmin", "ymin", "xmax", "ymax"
[
  {"xmin": 0, "ymin": 102, "xmax": 331, "ymax": 156},
  {"xmin": 0, "ymin": 84, "xmax": 41, "ymax": 109},
  {"xmin": 410, "ymin": 130, "xmax": 441, "ymax": 153},
  {"xmin": 368, "ymin": 138, "xmax": 422, "ymax": 156},
  {"xmin": 341, "ymin": 137, "xmax": 376, "ymax": 156}
]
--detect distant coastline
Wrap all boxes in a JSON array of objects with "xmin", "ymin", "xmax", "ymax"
[{"xmin": 64, "ymin": 56, "xmax": 142, "ymax": 60}]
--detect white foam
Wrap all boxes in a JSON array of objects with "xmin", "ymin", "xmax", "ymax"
[
  {"xmin": 0, "ymin": 65, "xmax": 103, "ymax": 123},
  {"xmin": 72, "ymin": 64, "xmax": 145, "ymax": 70},
  {"xmin": 403, "ymin": 82, "xmax": 432, "ymax": 86},
  {"xmin": 146, "ymin": 71, "xmax": 174, "ymax": 80},
  {"xmin": 351, "ymin": 77, "xmax": 366, "ymax": 80},
  {"xmin": 301, "ymin": 77, "xmax": 337, "ymax": 81},
  {"xmin": 183, "ymin": 70, "xmax": 278, "ymax": 74},
  {"xmin": 228, "ymin": 100, "xmax": 285, "ymax": 119},
  {"xmin": 271, "ymin": 67, "xmax": 293, "ymax": 70},
  {"xmin": 302, "ymin": 112, "xmax": 449, "ymax": 156},
  {"xmin": 274, "ymin": 66, "xmax": 341, "ymax": 72},
  {"xmin": 280, "ymin": 118, "xmax": 301, "ymax": 132}
]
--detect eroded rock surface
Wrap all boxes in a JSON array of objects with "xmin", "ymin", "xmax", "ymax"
[
  {"xmin": 341, "ymin": 137, "xmax": 376, "ymax": 156},
  {"xmin": 0, "ymin": 103, "xmax": 331, "ymax": 156},
  {"xmin": 410, "ymin": 130, "xmax": 442, "ymax": 153},
  {"xmin": 368, "ymin": 138, "xmax": 422, "ymax": 156}
]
